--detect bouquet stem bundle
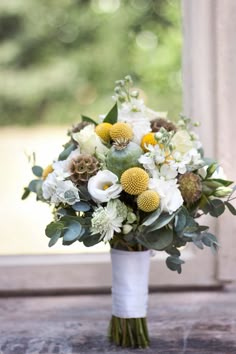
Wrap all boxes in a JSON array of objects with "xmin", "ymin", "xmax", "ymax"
[{"xmin": 109, "ymin": 316, "xmax": 149, "ymax": 348}]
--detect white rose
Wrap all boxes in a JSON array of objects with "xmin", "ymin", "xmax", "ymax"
[
  {"xmin": 73, "ymin": 125, "xmax": 108, "ymax": 156},
  {"xmin": 88, "ymin": 170, "xmax": 122, "ymax": 204}
]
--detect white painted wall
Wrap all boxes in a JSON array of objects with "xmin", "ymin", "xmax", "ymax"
[{"xmin": 182, "ymin": 0, "xmax": 236, "ymax": 281}]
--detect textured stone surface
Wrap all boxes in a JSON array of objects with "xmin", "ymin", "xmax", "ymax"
[{"xmin": 0, "ymin": 290, "xmax": 236, "ymax": 353}]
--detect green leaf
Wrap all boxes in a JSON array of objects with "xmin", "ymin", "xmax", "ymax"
[
  {"xmin": 225, "ymin": 202, "xmax": 236, "ymax": 215},
  {"xmin": 28, "ymin": 179, "xmax": 43, "ymax": 194},
  {"xmin": 72, "ymin": 201, "xmax": 91, "ymax": 212},
  {"xmin": 103, "ymin": 103, "xmax": 118, "ymax": 124},
  {"xmin": 142, "ymin": 208, "xmax": 161, "ymax": 226},
  {"xmin": 166, "ymin": 256, "xmax": 185, "ymax": 274},
  {"xmin": 81, "ymin": 115, "xmax": 97, "ymax": 125},
  {"xmin": 32, "ymin": 165, "xmax": 43, "ymax": 177},
  {"xmin": 165, "ymin": 246, "xmax": 181, "ymax": 257},
  {"xmin": 137, "ymin": 228, "xmax": 173, "ymax": 251},
  {"xmin": 192, "ymin": 238, "xmax": 204, "ymax": 250},
  {"xmin": 21, "ymin": 187, "xmax": 31, "ymax": 200},
  {"xmin": 45, "ymin": 221, "xmax": 64, "ymax": 238},
  {"xmin": 81, "ymin": 233, "xmax": 101, "ymax": 247},
  {"xmin": 146, "ymin": 212, "xmax": 177, "ymax": 232},
  {"xmin": 63, "ymin": 221, "xmax": 82, "ymax": 242},
  {"xmin": 209, "ymin": 199, "xmax": 225, "ymax": 217},
  {"xmin": 210, "ymin": 178, "xmax": 233, "ymax": 187},
  {"xmin": 206, "ymin": 163, "xmax": 218, "ymax": 178},
  {"xmin": 174, "ymin": 207, "xmax": 188, "ymax": 234},
  {"xmin": 201, "ymin": 232, "xmax": 219, "ymax": 247},
  {"xmin": 58, "ymin": 143, "xmax": 76, "ymax": 161},
  {"xmin": 48, "ymin": 233, "xmax": 61, "ymax": 247},
  {"xmin": 211, "ymin": 242, "xmax": 219, "ymax": 254}
]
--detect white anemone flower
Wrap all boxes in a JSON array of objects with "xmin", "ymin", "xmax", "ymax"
[
  {"xmin": 149, "ymin": 177, "xmax": 183, "ymax": 214},
  {"xmin": 91, "ymin": 200, "xmax": 125, "ymax": 242},
  {"xmin": 88, "ymin": 170, "xmax": 122, "ymax": 203}
]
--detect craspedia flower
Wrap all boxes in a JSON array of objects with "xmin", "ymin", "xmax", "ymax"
[
  {"xmin": 121, "ymin": 167, "xmax": 149, "ymax": 195},
  {"xmin": 137, "ymin": 190, "xmax": 160, "ymax": 212},
  {"xmin": 151, "ymin": 118, "xmax": 177, "ymax": 133},
  {"xmin": 110, "ymin": 122, "xmax": 133, "ymax": 141},
  {"xmin": 42, "ymin": 165, "xmax": 54, "ymax": 180},
  {"xmin": 95, "ymin": 122, "xmax": 112, "ymax": 142},
  {"xmin": 178, "ymin": 172, "xmax": 202, "ymax": 205},
  {"xmin": 141, "ymin": 132, "xmax": 158, "ymax": 152}
]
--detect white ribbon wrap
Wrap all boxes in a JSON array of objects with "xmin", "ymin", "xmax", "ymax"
[{"xmin": 111, "ymin": 249, "xmax": 151, "ymax": 318}]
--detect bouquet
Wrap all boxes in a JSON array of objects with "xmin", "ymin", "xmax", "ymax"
[{"xmin": 23, "ymin": 76, "xmax": 236, "ymax": 348}]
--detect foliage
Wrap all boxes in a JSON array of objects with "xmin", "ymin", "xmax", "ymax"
[{"xmin": 0, "ymin": 0, "xmax": 182, "ymax": 125}]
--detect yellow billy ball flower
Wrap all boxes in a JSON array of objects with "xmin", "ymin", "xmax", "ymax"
[
  {"xmin": 137, "ymin": 190, "xmax": 160, "ymax": 212},
  {"xmin": 95, "ymin": 122, "xmax": 112, "ymax": 142},
  {"xmin": 121, "ymin": 167, "xmax": 149, "ymax": 195},
  {"xmin": 110, "ymin": 122, "xmax": 133, "ymax": 141},
  {"xmin": 42, "ymin": 164, "xmax": 54, "ymax": 180},
  {"xmin": 141, "ymin": 132, "xmax": 158, "ymax": 151}
]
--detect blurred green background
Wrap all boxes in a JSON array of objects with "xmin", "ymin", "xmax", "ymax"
[{"xmin": 0, "ymin": 0, "xmax": 182, "ymax": 126}]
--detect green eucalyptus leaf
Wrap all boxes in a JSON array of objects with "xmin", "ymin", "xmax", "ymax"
[
  {"xmin": 62, "ymin": 221, "xmax": 82, "ymax": 242},
  {"xmin": 142, "ymin": 208, "xmax": 162, "ymax": 226},
  {"xmin": 58, "ymin": 143, "xmax": 76, "ymax": 161},
  {"xmin": 28, "ymin": 179, "xmax": 43, "ymax": 194},
  {"xmin": 211, "ymin": 242, "xmax": 219, "ymax": 254},
  {"xmin": 137, "ymin": 228, "xmax": 173, "ymax": 251},
  {"xmin": 165, "ymin": 246, "xmax": 181, "ymax": 257},
  {"xmin": 81, "ymin": 115, "xmax": 97, "ymax": 125},
  {"xmin": 192, "ymin": 238, "xmax": 204, "ymax": 250},
  {"xmin": 174, "ymin": 208, "xmax": 188, "ymax": 234},
  {"xmin": 72, "ymin": 201, "xmax": 91, "ymax": 212},
  {"xmin": 32, "ymin": 165, "xmax": 43, "ymax": 177},
  {"xmin": 209, "ymin": 199, "xmax": 225, "ymax": 217},
  {"xmin": 103, "ymin": 103, "xmax": 118, "ymax": 124},
  {"xmin": 56, "ymin": 208, "xmax": 76, "ymax": 217},
  {"xmin": 225, "ymin": 202, "xmax": 236, "ymax": 215},
  {"xmin": 166, "ymin": 256, "xmax": 185, "ymax": 274},
  {"xmin": 21, "ymin": 187, "xmax": 31, "ymax": 200},
  {"xmin": 82, "ymin": 233, "xmax": 101, "ymax": 247},
  {"xmin": 146, "ymin": 212, "xmax": 177, "ymax": 232},
  {"xmin": 48, "ymin": 233, "xmax": 61, "ymax": 247},
  {"xmin": 201, "ymin": 232, "xmax": 219, "ymax": 247},
  {"xmin": 45, "ymin": 221, "xmax": 64, "ymax": 238}
]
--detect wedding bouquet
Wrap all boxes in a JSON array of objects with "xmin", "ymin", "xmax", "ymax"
[{"xmin": 23, "ymin": 76, "xmax": 236, "ymax": 348}]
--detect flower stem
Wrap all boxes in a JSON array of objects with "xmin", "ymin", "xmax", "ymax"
[{"xmin": 109, "ymin": 316, "xmax": 150, "ymax": 348}]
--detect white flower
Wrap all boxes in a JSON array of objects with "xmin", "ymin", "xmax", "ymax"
[
  {"xmin": 72, "ymin": 124, "xmax": 108, "ymax": 156},
  {"xmin": 159, "ymin": 164, "xmax": 178, "ymax": 180},
  {"xmin": 149, "ymin": 177, "xmax": 183, "ymax": 214},
  {"xmin": 138, "ymin": 144, "xmax": 166, "ymax": 176},
  {"xmin": 90, "ymin": 200, "xmax": 125, "ymax": 242},
  {"xmin": 88, "ymin": 170, "xmax": 122, "ymax": 203},
  {"xmin": 171, "ymin": 130, "xmax": 194, "ymax": 154},
  {"xmin": 42, "ymin": 172, "xmax": 80, "ymax": 205},
  {"xmin": 52, "ymin": 160, "xmax": 71, "ymax": 180},
  {"xmin": 118, "ymin": 99, "xmax": 151, "ymax": 144}
]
